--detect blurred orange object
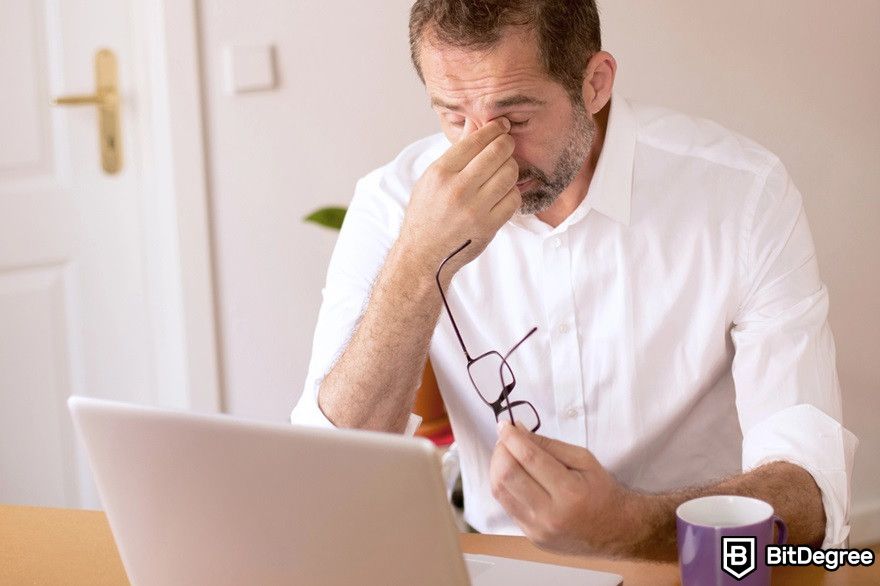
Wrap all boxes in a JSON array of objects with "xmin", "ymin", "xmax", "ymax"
[{"xmin": 413, "ymin": 360, "xmax": 453, "ymax": 446}]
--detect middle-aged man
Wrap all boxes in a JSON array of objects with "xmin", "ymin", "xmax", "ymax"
[{"xmin": 292, "ymin": 0, "xmax": 857, "ymax": 559}]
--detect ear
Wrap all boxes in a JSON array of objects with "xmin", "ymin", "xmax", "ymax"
[{"xmin": 581, "ymin": 51, "xmax": 617, "ymax": 115}]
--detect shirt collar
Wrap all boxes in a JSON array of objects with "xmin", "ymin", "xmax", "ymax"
[
  {"xmin": 510, "ymin": 92, "xmax": 637, "ymax": 234},
  {"xmin": 584, "ymin": 93, "xmax": 636, "ymax": 227}
]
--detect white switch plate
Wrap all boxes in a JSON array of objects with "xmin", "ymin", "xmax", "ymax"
[{"xmin": 223, "ymin": 44, "xmax": 277, "ymax": 94}]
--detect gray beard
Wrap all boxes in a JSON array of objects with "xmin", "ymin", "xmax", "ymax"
[{"xmin": 518, "ymin": 104, "xmax": 596, "ymax": 215}]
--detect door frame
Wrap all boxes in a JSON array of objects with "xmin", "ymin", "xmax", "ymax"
[{"xmin": 128, "ymin": 0, "xmax": 222, "ymax": 413}]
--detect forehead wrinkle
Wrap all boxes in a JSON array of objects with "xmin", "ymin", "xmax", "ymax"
[
  {"xmin": 421, "ymin": 31, "xmax": 547, "ymax": 88},
  {"xmin": 428, "ymin": 73, "xmax": 546, "ymax": 113},
  {"xmin": 427, "ymin": 63, "xmax": 541, "ymax": 89},
  {"xmin": 421, "ymin": 28, "xmax": 554, "ymax": 116}
]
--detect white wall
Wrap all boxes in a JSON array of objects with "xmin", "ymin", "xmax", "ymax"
[
  {"xmin": 198, "ymin": 0, "xmax": 436, "ymax": 422},
  {"xmin": 200, "ymin": 1, "xmax": 880, "ymax": 543}
]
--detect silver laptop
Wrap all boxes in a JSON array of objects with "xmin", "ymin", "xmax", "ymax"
[{"xmin": 69, "ymin": 397, "xmax": 622, "ymax": 585}]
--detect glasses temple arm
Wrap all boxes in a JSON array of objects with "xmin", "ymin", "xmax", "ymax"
[
  {"xmin": 503, "ymin": 326, "xmax": 538, "ymax": 361},
  {"xmin": 436, "ymin": 239, "xmax": 473, "ymax": 361}
]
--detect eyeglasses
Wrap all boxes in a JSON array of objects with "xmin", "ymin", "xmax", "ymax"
[{"xmin": 435, "ymin": 240, "xmax": 542, "ymax": 432}]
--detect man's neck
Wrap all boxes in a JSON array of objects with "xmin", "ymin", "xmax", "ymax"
[{"xmin": 535, "ymin": 101, "xmax": 610, "ymax": 228}]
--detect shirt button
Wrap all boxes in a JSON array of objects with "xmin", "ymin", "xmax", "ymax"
[
  {"xmin": 553, "ymin": 238, "xmax": 562, "ymax": 248},
  {"xmin": 566, "ymin": 407, "xmax": 578, "ymax": 418},
  {"xmin": 558, "ymin": 323, "xmax": 570, "ymax": 334}
]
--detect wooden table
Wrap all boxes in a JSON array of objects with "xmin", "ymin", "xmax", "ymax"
[{"xmin": 1, "ymin": 504, "xmax": 876, "ymax": 585}]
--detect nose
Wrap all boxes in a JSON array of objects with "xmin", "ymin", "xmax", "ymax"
[{"xmin": 461, "ymin": 115, "xmax": 509, "ymax": 138}]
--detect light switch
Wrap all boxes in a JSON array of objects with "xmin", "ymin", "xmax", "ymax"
[{"xmin": 223, "ymin": 44, "xmax": 277, "ymax": 94}]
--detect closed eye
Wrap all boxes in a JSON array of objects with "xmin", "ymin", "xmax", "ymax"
[{"xmin": 447, "ymin": 119, "xmax": 530, "ymax": 128}]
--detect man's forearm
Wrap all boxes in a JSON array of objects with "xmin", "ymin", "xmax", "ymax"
[
  {"xmin": 316, "ymin": 117, "xmax": 519, "ymax": 432},
  {"xmin": 317, "ymin": 238, "xmax": 445, "ymax": 433},
  {"xmin": 624, "ymin": 461, "xmax": 826, "ymax": 561}
]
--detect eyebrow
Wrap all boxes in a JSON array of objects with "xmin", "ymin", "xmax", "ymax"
[
  {"xmin": 430, "ymin": 94, "xmax": 547, "ymax": 111},
  {"xmin": 494, "ymin": 94, "xmax": 547, "ymax": 109}
]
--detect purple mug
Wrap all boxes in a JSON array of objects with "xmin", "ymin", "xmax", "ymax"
[{"xmin": 676, "ymin": 495, "xmax": 787, "ymax": 585}]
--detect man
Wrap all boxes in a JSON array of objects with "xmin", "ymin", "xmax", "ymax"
[{"xmin": 292, "ymin": 0, "xmax": 856, "ymax": 560}]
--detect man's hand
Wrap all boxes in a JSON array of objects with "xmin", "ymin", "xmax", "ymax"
[
  {"xmin": 491, "ymin": 421, "xmax": 828, "ymax": 561},
  {"xmin": 400, "ymin": 117, "xmax": 521, "ymax": 278},
  {"xmin": 490, "ymin": 420, "xmax": 639, "ymax": 557}
]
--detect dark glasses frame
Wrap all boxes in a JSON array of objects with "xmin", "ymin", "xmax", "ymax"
[{"xmin": 435, "ymin": 240, "xmax": 541, "ymax": 432}]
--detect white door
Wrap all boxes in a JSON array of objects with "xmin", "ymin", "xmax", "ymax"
[{"xmin": 0, "ymin": 1, "xmax": 176, "ymax": 508}]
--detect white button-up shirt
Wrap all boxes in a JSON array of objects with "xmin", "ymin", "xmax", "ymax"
[{"xmin": 291, "ymin": 94, "xmax": 857, "ymax": 548}]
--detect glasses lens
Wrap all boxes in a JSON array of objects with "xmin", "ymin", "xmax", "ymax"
[
  {"xmin": 468, "ymin": 352, "xmax": 513, "ymax": 405},
  {"xmin": 498, "ymin": 401, "xmax": 540, "ymax": 432}
]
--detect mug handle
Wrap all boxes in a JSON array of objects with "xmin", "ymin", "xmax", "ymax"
[{"xmin": 772, "ymin": 515, "xmax": 788, "ymax": 544}]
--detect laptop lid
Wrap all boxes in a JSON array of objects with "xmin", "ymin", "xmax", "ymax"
[{"xmin": 69, "ymin": 397, "xmax": 470, "ymax": 585}]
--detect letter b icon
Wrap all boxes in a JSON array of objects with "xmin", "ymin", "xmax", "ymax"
[{"xmin": 722, "ymin": 537, "xmax": 757, "ymax": 580}]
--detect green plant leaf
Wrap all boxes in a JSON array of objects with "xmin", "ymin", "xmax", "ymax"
[{"xmin": 304, "ymin": 206, "xmax": 347, "ymax": 231}]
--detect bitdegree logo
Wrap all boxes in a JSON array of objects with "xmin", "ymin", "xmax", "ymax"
[
  {"xmin": 722, "ymin": 536, "xmax": 757, "ymax": 580},
  {"xmin": 766, "ymin": 545, "xmax": 875, "ymax": 571}
]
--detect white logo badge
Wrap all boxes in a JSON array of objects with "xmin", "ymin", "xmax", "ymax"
[{"xmin": 722, "ymin": 536, "xmax": 757, "ymax": 580}]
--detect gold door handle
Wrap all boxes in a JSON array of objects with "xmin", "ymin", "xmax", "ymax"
[
  {"xmin": 53, "ymin": 93, "xmax": 117, "ymax": 107},
  {"xmin": 52, "ymin": 48, "xmax": 122, "ymax": 174}
]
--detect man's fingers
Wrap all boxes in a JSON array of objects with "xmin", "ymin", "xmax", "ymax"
[
  {"xmin": 497, "ymin": 421, "xmax": 570, "ymax": 493},
  {"xmin": 460, "ymin": 133, "xmax": 516, "ymax": 189},
  {"xmin": 444, "ymin": 117, "xmax": 511, "ymax": 171},
  {"xmin": 492, "ymin": 480, "xmax": 536, "ymax": 532},
  {"xmin": 488, "ymin": 186, "xmax": 522, "ymax": 226},
  {"xmin": 460, "ymin": 117, "xmax": 475, "ymax": 139},
  {"xmin": 491, "ymin": 442, "xmax": 550, "ymax": 508},
  {"xmin": 486, "ymin": 186, "xmax": 522, "ymax": 233},
  {"xmin": 475, "ymin": 157, "xmax": 518, "ymax": 207},
  {"xmin": 513, "ymin": 422, "xmax": 600, "ymax": 471}
]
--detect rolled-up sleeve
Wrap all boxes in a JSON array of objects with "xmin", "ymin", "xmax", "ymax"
[
  {"xmin": 290, "ymin": 171, "xmax": 421, "ymax": 436},
  {"xmin": 731, "ymin": 159, "xmax": 858, "ymax": 548}
]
